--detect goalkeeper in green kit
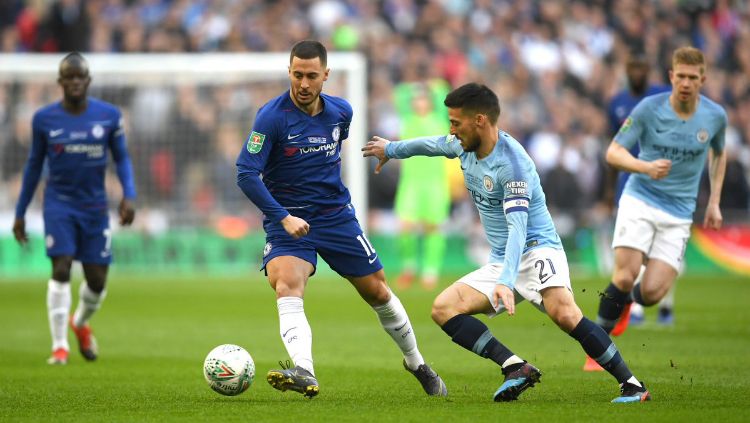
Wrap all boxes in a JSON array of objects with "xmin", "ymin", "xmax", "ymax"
[{"xmin": 393, "ymin": 81, "xmax": 453, "ymax": 290}]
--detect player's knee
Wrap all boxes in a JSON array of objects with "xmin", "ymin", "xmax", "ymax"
[
  {"xmin": 51, "ymin": 257, "xmax": 73, "ymax": 281},
  {"xmin": 431, "ymin": 293, "xmax": 456, "ymax": 325},
  {"xmin": 271, "ymin": 278, "xmax": 305, "ymax": 297},
  {"xmin": 612, "ymin": 270, "xmax": 638, "ymax": 290}
]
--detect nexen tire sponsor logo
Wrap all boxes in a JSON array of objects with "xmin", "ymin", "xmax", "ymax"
[{"xmin": 64, "ymin": 144, "xmax": 104, "ymax": 158}]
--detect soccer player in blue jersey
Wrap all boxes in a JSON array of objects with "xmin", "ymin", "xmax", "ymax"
[
  {"xmin": 235, "ymin": 40, "xmax": 446, "ymax": 399},
  {"xmin": 594, "ymin": 47, "xmax": 726, "ymax": 342},
  {"xmin": 13, "ymin": 53, "xmax": 136, "ymax": 365},
  {"xmin": 603, "ymin": 55, "xmax": 674, "ymax": 335},
  {"xmin": 363, "ymin": 83, "xmax": 650, "ymax": 403}
]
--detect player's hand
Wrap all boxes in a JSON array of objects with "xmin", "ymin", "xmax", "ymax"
[
  {"xmin": 646, "ymin": 159, "xmax": 671, "ymax": 180},
  {"xmin": 119, "ymin": 198, "xmax": 135, "ymax": 226},
  {"xmin": 361, "ymin": 136, "xmax": 390, "ymax": 174},
  {"xmin": 281, "ymin": 215, "xmax": 310, "ymax": 239},
  {"xmin": 493, "ymin": 284, "xmax": 516, "ymax": 316},
  {"xmin": 703, "ymin": 202, "xmax": 723, "ymax": 230},
  {"xmin": 12, "ymin": 218, "xmax": 28, "ymax": 246}
]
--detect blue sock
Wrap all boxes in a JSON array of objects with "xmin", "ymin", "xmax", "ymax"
[
  {"xmin": 441, "ymin": 314, "xmax": 514, "ymax": 367},
  {"xmin": 570, "ymin": 317, "xmax": 633, "ymax": 384},
  {"xmin": 597, "ymin": 282, "xmax": 630, "ymax": 333},
  {"xmin": 632, "ymin": 282, "xmax": 647, "ymax": 306}
]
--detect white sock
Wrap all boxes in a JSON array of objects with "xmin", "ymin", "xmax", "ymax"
[
  {"xmin": 626, "ymin": 376, "xmax": 642, "ymax": 387},
  {"xmin": 501, "ymin": 355, "xmax": 524, "ymax": 368},
  {"xmin": 371, "ymin": 291, "xmax": 424, "ymax": 370},
  {"xmin": 47, "ymin": 279, "xmax": 71, "ymax": 351},
  {"xmin": 73, "ymin": 282, "xmax": 106, "ymax": 328},
  {"xmin": 277, "ymin": 297, "xmax": 314, "ymax": 376}
]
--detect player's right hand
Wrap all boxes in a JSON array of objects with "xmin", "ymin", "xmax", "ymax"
[
  {"xmin": 281, "ymin": 215, "xmax": 310, "ymax": 239},
  {"xmin": 647, "ymin": 159, "xmax": 671, "ymax": 180},
  {"xmin": 362, "ymin": 136, "xmax": 390, "ymax": 174},
  {"xmin": 12, "ymin": 218, "xmax": 27, "ymax": 246}
]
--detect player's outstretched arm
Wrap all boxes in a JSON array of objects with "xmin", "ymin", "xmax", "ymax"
[
  {"xmin": 606, "ymin": 141, "xmax": 671, "ymax": 179},
  {"xmin": 12, "ymin": 218, "xmax": 27, "ymax": 246},
  {"xmin": 361, "ymin": 136, "xmax": 391, "ymax": 174},
  {"xmin": 704, "ymin": 148, "xmax": 727, "ymax": 230}
]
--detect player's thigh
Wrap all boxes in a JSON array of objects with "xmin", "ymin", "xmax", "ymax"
[
  {"xmin": 612, "ymin": 195, "xmax": 656, "ymax": 257},
  {"xmin": 76, "ymin": 212, "xmax": 113, "ymax": 265},
  {"xmin": 43, "ymin": 208, "xmax": 78, "ymax": 258},
  {"xmin": 650, "ymin": 216, "xmax": 691, "ymax": 273},
  {"xmin": 262, "ymin": 229, "xmax": 318, "ymax": 272},
  {"xmin": 455, "ymin": 263, "xmax": 526, "ymax": 317},
  {"xmin": 266, "ymin": 255, "xmax": 315, "ymax": 297},
  {"xmin": 516, "ymin": 247, "xmax": 573, "ymax": 313},
  {"xmin": 432, "ymin": 281, "xmax": 494, "ymax": 324},
  {"xmin": 314, "ymin": 219, "xmax": 382, "ymax": 278}
]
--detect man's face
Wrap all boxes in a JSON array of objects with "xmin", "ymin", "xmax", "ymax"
[
  {"xmin": 288, "ymin": 56, "xmax": 328, "ymax": 108},
  {"xmin": 669, "ymin": 63, "xmax": 705, "ymax": 104},
  {"xmin": 448, "ymin": 107, "xmax": 480, "ymax": 152},
  {"xmin": 58, "ymin": 60, "xmax": 90, "ymax": 102},
  {"xmin": 626, "ymin": 62, "xmax": 649, "ymax": 93}
]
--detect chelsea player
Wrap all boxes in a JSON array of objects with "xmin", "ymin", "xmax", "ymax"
[
  {"xmin": 363, "ymin": 83, "xmax": 650, "ymax": 403},
  {"xmin": 13, "ymin": 53, "xmax": 136, "ymax": 365},
  {"xmin": 236, "ymin": 40, "xmax": 446, "ymax": 399},
  {"xmin": 595, "ymin": 47, "xmax": 727, "ymax": 342}
]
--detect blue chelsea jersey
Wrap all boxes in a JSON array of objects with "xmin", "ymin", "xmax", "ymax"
[
  {"xmin": 15, "ymin": 98, "xmax": 135, "ymax": 217},
  {"xmin": 236, "ymin": 91, "xmax": 354, "ymax": 223},
  {"xmin": 615, "ymin": 92, "xmax": 727, "ymax": 219}
]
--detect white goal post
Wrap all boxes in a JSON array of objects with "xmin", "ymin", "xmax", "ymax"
[{"xmin": 0, "ymin": 52, "xmax": 369, "ymax": 230}]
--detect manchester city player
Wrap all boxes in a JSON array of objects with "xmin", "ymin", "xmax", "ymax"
[
  {"xmin": 236, "ymin": 40, "xmax": 446, "ymax": 399},
  {"xmin": 13, "ymin": 53, "xmax": 136, "ymax": 365},
  {"xmin": 363, "ymin": 83, "xmax": 650, "ymax": 403},
  {"xmin": 595, "ymin": 47, "xmax": 727, "ymax": 341}
]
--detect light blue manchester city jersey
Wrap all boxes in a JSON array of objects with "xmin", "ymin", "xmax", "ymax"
[
  {"xmin": 386, "ymin": 131, "xmax": 561, "ymax": 288},
  {"xmin": 615, "ymin": 92, "xmax": 727, "ymax": 219}
]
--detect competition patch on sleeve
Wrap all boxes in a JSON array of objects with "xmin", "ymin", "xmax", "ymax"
[
  {"xmin": 246, "ymin": 131, "xmax": 266, "ymax": 154},
  {"xmin": 114, "ymin": 116, "xmax": 125, "ymax": 136},
  {"xmin": 617, "ymin": 117, "xmax": 633, "ymax": 135},
  {"xmin": 503, "ymin": 196, "xmax": 529, "ymax": 213}
]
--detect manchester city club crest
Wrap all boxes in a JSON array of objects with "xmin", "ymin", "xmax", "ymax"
[
  {"xmin": 483, "ymin": 175, "xmax": 494, "ymax": 192},
  {"xmin": 263, "ymin": 242, "xmax": 272, "ymax": 257},
  {"xmin": 696, "ymin": 128, "xmax": 709, "ymax": 144},
  {"xmin": 332, "ymin": 125, "xmax": 340, "ymax": 142}
]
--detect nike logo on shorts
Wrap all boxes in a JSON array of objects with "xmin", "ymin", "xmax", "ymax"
[{"xmin": 368, "ymin": 255, "xmax": 378, "ymax": 264}]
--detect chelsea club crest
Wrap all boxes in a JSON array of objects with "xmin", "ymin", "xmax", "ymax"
[{"xmin": 332, "ymin": 125, "xmax": 340, "ymax": 142}]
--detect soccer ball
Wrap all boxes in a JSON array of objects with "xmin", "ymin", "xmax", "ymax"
[{"xmin": 203, "ymin": 344, "xmax": 255, "ymax": 396}]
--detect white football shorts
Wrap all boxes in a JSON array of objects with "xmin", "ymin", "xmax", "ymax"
[
  {"xmin": 456, "ymin": 247, "xmax": 572, "ymax": 317},
  {"xmin": 613, "ymin": 194, "xmax": 692, "ymax": 272}
]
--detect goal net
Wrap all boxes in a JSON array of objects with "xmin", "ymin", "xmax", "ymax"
[{"xmin": 0, "ymin": 53, "xmax": 367, "ymax": 275}]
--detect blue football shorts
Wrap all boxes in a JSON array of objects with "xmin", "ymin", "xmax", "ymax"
[
  {"xmin": 262, "ymin": 216, "xmax": 382, "ymax": 278},
  {"xmin": 43, "ymin": 207, "xmax": 113, "ymax": 265}
]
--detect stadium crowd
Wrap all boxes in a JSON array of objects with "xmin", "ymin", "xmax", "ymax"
[{"xmin": 1, "ymin": 0, "xmax": 748, "ymax": 234}]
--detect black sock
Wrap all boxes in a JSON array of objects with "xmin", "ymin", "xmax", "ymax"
[
  {"xmin": 632, "ymin": 282, "xmax": 647, "ymax": 306},
  {"xmin": 597, "ymin": 282, "xmax": 631, "ymax": 334},
  {"xmin": 441, "ymin": 314, "xmax": 515, "ymax": 367},
  {"xmin": 570, "ymin": 317, "xmax": 633, "ymax": 384}
]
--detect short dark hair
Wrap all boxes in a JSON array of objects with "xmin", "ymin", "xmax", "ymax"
[
  {"xmin": 59, "ymin": 52, "xmax": 89, "ymax": 76},
  {"xmin": 290, "ymin": 40, "xmax": 327, "ymax": 67},
  {"xmin": 444, "ymin": 83, "xmax": 500, "ymax": 124}
]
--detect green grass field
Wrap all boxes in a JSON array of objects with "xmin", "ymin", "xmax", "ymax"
[{"xmin": 1, "ymin": 272, "xmax": 749, "ymax": 422}]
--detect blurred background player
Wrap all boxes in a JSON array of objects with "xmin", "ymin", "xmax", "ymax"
[
  {"xmin": 392, "ymin": 80, "xmax": 452, "ymax": 290},
  {"xmin": 364, "ymin": 83, "xmax": 651, "ymax": 404},
  {"xmin": 605, "ymin": 54, "xmax": 674, "ymax": 329},
  {"xmin": 592, "ymin": 47, "xmax": 727, "ymax": 363},
  {"xmin": 13, "ymin": 52, "xmax": 136, "ymax": 365},
  {"xmin": 235, "ymin": 40, "xmax": 446, "ymax": 399}
]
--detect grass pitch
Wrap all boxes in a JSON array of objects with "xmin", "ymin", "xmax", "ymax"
[{"xmin": 1, "ymin": 272, "xmax": 749, "ymax": 422}]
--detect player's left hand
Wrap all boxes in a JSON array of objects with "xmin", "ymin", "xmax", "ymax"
[
  {"xmin": 119, "ymin": 198, "xmax": 135, "ymax": 226},
  {"xmin": 493, "ymin": 284, "xmax": 516, "ymax": 316},
  {"xmin": 361, "ymin": 136, "xmax": 390, "ymax": 174},
  {"xmin": 12, "ymin": 218, "xmax": 28, "ymax": 246},
  {"xmin": 703, "ymin": 203, "xmax": 722, "ymax": 230}
]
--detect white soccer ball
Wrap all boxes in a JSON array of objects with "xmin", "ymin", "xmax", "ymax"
[{"xmin": 203, "ymin": 344, "xmax": 255, "ymax": 396}]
